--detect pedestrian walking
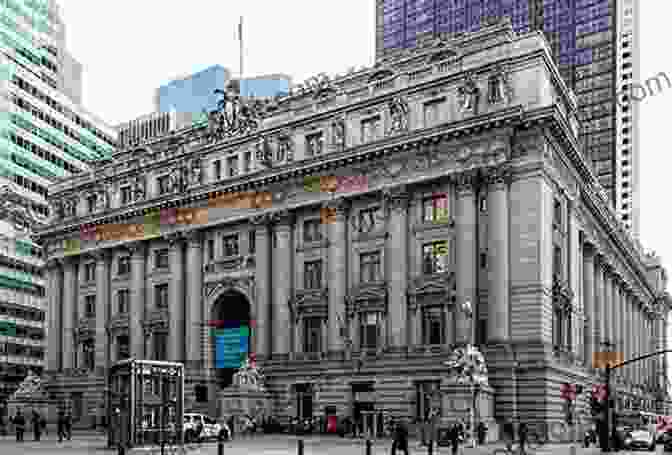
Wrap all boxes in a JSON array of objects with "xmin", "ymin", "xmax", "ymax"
[
  {"xmin": 227, "ymin": 415, "xmax": 235, "ymax": 439},
  {"xmin": 477, "ymin": 421, "xmax": 487, "ymax": 445},
  {"xmin": 65, "ymin": 411, "xmax": 72, "ymax": 440},
  {"xmin": 518, "ymin": 422, "xmax": 528, "ymax": 455},
  {"xmin": 31, "ymin": 410, "xmax": 42, "ymax": 441},
  {"xmin": 57, "ymin": 410, "xmax": 66, "ymax": 442},
  {"xmin": 13, "ymin": 409, "xmax": 25, "ymax": 442},
  {"xmin": 40, "ymin": 413, "xmax": 47, "ymax": 436},
  {"xmin": 391, "ymin": 418, "xmax": 410, "ymax": 455}
]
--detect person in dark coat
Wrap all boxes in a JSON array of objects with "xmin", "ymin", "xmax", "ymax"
[
  {"xmin": 518, "ymin": 422, "xmax": 528, "ymax": 455},
  {"xmin": 31, "ymin": 410, "xmax": 42, "ymax": 441},
  {"xmin": 65, "ymin": 412, "xmax": 72, "ymax": 440},
  {"xmin": 57, "ymin": 410, "xmax": 66, "ymax": 442},
  {"xmin": 449, "ymin": 421, "xmax": 463, "ymax": 455},
  {"xmin": 477, "ymin": 421, "xmax": 487, "ymax": 445},
  {"xmin": 391, "ymin": 419, "xmax": 409, "ymax": 455},
  {"xmin": 13, "ymin": 409, "xmax": 25, "ymax": 442},
  {"xmin": 503, "ymin": 420, "xmax": 515, "ymax": 451}
]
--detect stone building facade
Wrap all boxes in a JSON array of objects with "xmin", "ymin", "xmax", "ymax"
[{"xmin": 35, "ymin": 20, "xmax": 670, "ymax": 433}]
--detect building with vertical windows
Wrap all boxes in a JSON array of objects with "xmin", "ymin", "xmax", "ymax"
[
  {"xmin": 375, "ymin": 0, "xmax": 640, "ymax": 237},
  {"xmin": 116, "ymin": 111, "xmax": 194, "ymax": 149},
  {"xmin": 0, "ymin": 0, "xmax": 116, "ymax": 404},
  {"xmin": 235, "ymin": 74, "xmax": 292, "ymax": 99},
  {"xmin": 36, "ymin": 21, "xmax": 670, "ymax": 434}
]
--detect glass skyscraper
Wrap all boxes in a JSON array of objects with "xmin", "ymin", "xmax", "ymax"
[{"xmin": 376, "ymin": 0, "xmax": 640, "ymax": 235}]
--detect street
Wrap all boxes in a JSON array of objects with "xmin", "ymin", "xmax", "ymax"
[{"xmin": 0, "ymin": 432, "xmax": 666, "ymax": 455}]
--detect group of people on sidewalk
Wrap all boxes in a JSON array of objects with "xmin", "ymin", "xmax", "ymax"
[
  {"xmin": 1, "ymin": 408, "xmax": 72, "ymax": 442},
  {"xmin": 391, "ymin": 418, "xmax": 488, "ymax": 455}
]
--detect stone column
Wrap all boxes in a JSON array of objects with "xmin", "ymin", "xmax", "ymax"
[
  {"xmin": 593, "ymin": 254, "xmax": 603, "ymax": 354},
  {"xmin": 625, "ymin": 292, "xmax": 632, "ymax": 383},
  {"xmin": 387, "ymin": 189, "xmax": 409, "ymax": 348},
  {"xmin": 636, "ymin": 303, "xmax": 642, "ymax": 385},
  {"xmin": 455, "ymin": 172, "xmax": 477, "ymax": 345},
  {"xmin": 94, "ymin": 251, "xmax": 111, "ymax": 373},
  {"xmin": 486, "ymin": 167, "xmax": 510, "ymax": 343},
  {"xmin": 129, "ymin": 242, "xmax": 147, "ymax": 359},
  {"xmin": 46, "ymin": 259, "xmax": 63, "ymax": 372},
  {"xmin": 185, "ymin": 231, "xmax": 204, "ymax": 371},
  {"xmin": 252, "ymin": 215, "xmax": 272, "ymax": 359},
  {"xmin": 293, "ymin": 318, "xmax": 302, "ymax": 355},
  {"xmin": 604, "ymin": 266, "xmax": 613, "ymax": 345},
  {"xmin": 327, "ymin": 199, "xmax": 349, "ymax": 354},
  {"xmin": 583, "ymin": 243, "xmax": 595, "ymax": 368},
  {"xmin": 658, "ymin": 315, "xmax": 665, "ymax": 389},
  {"xmin": 62, "ymin": 258, "xmax": 77, "ymax": 371},
  {"xmin": 413, "ymin": 306, "xmax": 422, "ymax": 347},
  {"xmin": 617, "ymin": 285, "xmax": 625, "ymax": 379},
  {"xmin": 272, "ymin": 210, "xmax": 293, "ymax": 357},
  {"xmin": 167, "ymin": 234, "xmax": 186, "ymax": 362}
]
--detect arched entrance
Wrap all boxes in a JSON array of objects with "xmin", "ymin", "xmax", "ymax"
[{"xmin": 210, "ymin": 291, "xmax": 251, "ymax": 389}]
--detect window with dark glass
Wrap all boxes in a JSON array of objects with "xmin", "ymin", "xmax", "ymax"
[
  {"xmin": 227, "ymin": 156, "xmax": 239, "ymax": 177},
  {"xmin": 303, "ymin": 317, "xmax": 322, "ymax": 353},
  {"xmin": 248, "ymin": 231, "xmax": 256, "ymax": 254},
  {"xmin": 277, "ymin": 138, "xmax": 290, "ymax": 162},
  {"xmin": 155, "ymin": 284, "xmax": 168, "ymax": 308},
  {"xmin": 553, "ymin": 199, "xmax": 562, "ymax": 229},
  {"xmin": 118, "ymin": 256, "xmax": 130, "ymax": 275},
  {"xmin": 207, "ymin": 239, "xmax": 215, "ymax": 261},
  {"xmin": 422, "ymin": 194, "xmax": 449, "ymax": 223},
  {"xmin": 157, "ymin": 175, "xmax": 171, "ymax": 194},
  {"xmin": 423, "ymin": 309, "xmax": 444, "ymax": 345},
  {"xmin": 222, "ymin": 234, "xmax": 239, "ymax": 257},
  {"xmin": 118, "ymin": 290, "xmax": 129, "ymax": 314},
  {"xmin": 358, "ymin": 207, "xmax": 380, "ymax": 233},
  {"xmin": 84, "ymin": 262, "xmax": 95, "ymax": 282},
  {"xmin": 422, "ymin": 241, "xmax": 449, "ymax": 274},
  {"xmin": 303, "ymin": 219, "xmax": 322, "ymax": 242},
  {"xmin": 553, "ymin": 307, "xmax": 563, "ymax": 349},
  {"xmin": 121, "ymin": 186, "xmax": 132, "ymax": 204},
  {"xmin": 306, "ymin": 132, "xmax": 324, "ymax": 157},
  {"xmin": 360, "ymin": 312, "xmax": 380, "ymax": 349},
  {"xmin": 87, "ymin": 194, "xmax": 97, "ymax": 212},
  {"xmin": 153, "ymin": 332, "xmax": 167, "ymax": 361},
  {"xmin": 553, "ymin": 246, "xmax": 562, "ymax": 281},
  {"xmin": 82, "ymin": 339, "xmax": 95, "ymax": 370},
  {"xmin": 360, "ymin": 252, "xmax": 381, "ymax": 282},
  {"xmin": 243, "ymin": 152, "xmax": 251, "ymax": 172},
  {"xmin": 415, "ymin": 381, "xmax": 440, "ymax": 421},
  {"xmin": 117, "ymin": 335, "xmax": 129, "ymax": 360},
  {"xmin": 213, "ymin": 160, "xmax": 222, "ymax": 180},
  {"xmin": 304, "ymin": 260, "xmax": 322, "ymax": 289},
  {"xmin": 84, "ymin": 295, "xmax": 95, "ymax": 318},
  {"xmin": 155, "ymin": 249, "xmax": 169, "ymax": 269}
]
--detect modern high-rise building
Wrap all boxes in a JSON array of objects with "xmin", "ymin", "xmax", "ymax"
[
  {"xmin": 0, "ymin": 0, "xmax": 116, "ymax": 401},
  {"xmin": 375, "ymin": 0, "xmax": 640, "ymax": 236},
  {"xmin": 235, "ymin": 74, "xmax": 291, "ymax": 99}
]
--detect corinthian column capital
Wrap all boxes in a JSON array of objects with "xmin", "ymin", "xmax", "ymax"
[
  {"xmin": 163, "ymin": 231, "xmax": 186, "ymax": 249},
  {"xmin": 125, "ymin": 241, "xmax": 147, "ymax": 258},
  {"xmin": 483, "ymin": 166, "xmax": 513, "ymax": 189},
  {"xmin": 454, "ymin": 171, "xmax": 479, "ymax": 196}
]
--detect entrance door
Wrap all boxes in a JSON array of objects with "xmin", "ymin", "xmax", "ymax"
[
  {"xmin": 296, "ymin": 384, "xmax": 313, "ymax": 421},
  {"xmin": 354, "ymin": 402, "xmax": 374, "ymax": 436}
]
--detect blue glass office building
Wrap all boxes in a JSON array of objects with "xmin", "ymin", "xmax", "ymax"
[
  {"xmin": 376, "ymin": 0, "xmax": 627, "ymax": 215},
  {"xmin": 155, "ymin": 65, "xmax": 231, "ymax": 117},
  {"xmin": 238, "ymin": 75, "xmax": 291, "ymax": 98}
]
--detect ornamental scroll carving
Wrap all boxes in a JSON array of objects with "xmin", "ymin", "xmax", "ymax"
[{"xmin": 387, "ymin": 97, "xmax": 409, "ymax": 136}]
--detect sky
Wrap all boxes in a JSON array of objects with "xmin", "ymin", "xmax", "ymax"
[{"xmin": 57, "ymin": 0, "xmax": 672, "ymax": 296}]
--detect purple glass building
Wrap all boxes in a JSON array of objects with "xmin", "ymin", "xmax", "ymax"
[{"xmin": 376, "ymin": 0, "xmax": 634, "ymax": 221}]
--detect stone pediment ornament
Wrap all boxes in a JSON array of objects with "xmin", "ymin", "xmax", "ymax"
[{"xmin": 204, "ymin": 86, "xmax": 264, "ymax": 142}]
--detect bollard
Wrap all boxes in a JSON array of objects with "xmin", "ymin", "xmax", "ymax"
[
  {"xmin": 218, "ymin": 434, "xmax": 224, "ymax": 455},
  {"xmin": 365, "ymin": 439, "xmax": 372, "ymax": 455},
  {"xmin": 297, "ymin": 438, "xmax": 304, "ymax": 455},
  {"xmin": 427, "ymin": 440, "xmax": 433, "ymax": 455}
]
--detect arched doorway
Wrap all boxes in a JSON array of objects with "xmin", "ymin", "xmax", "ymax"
[{"xmin": 210, "ymin": 291, "xmax": 251, "ymax": 389}]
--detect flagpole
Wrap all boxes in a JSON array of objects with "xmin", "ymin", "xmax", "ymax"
[{"xmin": 239, "ymin": 16, "xmax": 244, "ymax": 79}]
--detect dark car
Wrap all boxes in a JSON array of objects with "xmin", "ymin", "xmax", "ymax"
[{"xmin": 625, "ymin": 429, "xmax": 656, "ymax": 451}]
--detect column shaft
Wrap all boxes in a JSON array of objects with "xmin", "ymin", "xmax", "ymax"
[
  {"xmin": 62, "ymin": 260, "xmax": 77, "ymax": 370},
  {"xmin": 487, "ymin": 170, "xmax": 510, "ymax": 343},
  {"xmin": 455, "ymin": 175, "xmax": 477, "ymax": 344},
  {"xmin": 185, "ymin": 233, "xmax": 204, "ymax": 371},
  {"xmin": 583, "ymin": 248, "xmax": 595, "ymax": 367},
  {"xmin": 625, "ymin": 293, "xmax": 632, "ymax": 382},
  {"xmin": 168, "ymin": 237, "xmax": 185, "ymax": 362},
  {"xmin": 594, "ymin": 257, "xmax": 603, "ymax": 349},
  {"xmin": 254, "ymin": 219, "xmax": 271, "ymax": 359},
  {"xmin": 95, "ymin": 253, "xmax": 110, "ymax": 373},
  {"xmin": 47, "ymin": 262, "xmax": 63, "ymax": 372},
  {"xmin": 130, "ymin": 243, "xmax": 146, "ymax": 358},
  {"xmin": 273, "ymin": 214, "xmax": 293, "ymax": 356},
  {"xmin": 388, "ymin": 194, "xmax": 408, "ymax": 348},
  {"xmin": 327, "ymin": 201, "xmax": 348, "ymax": 353}
]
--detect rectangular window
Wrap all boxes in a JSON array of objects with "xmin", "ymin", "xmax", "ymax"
[
  {"xmin": 477, "ymin": 319, "xmax": 487, "ymax": 345},
  {"xmin": 423, "ymin": 100, "xmax": 441, "ymax": 127},
  {"xmin": 553, "ymin": 307, "xmax": 563, "ymax": 349},
  {"xmin": 422, "ymin": 241, "xmax": 449, "ymax": 275},
  {"xmin": 306, "ymin": 132, "xmax": 324, "ymax": 157},
  {"xmin": 416, "ymin": 381, "xmax": 440, "ymax": 421},
  {"xmin": 82, "ymin": 340, "xmax": 95, "ymax": 371},
  {"xmin": 360, "ymin": 312, "xmax": 380, "ymax": 349},
  {"xmin": 227, "ymin": 156, "xmax": 239, "ymax": 177},
  {"xmin": 303, "ymin": 219, "xmax": 322, "ymax": 242},
  {"xmin": 422, "ymin": 194, "xmax": 449, "ymax": 223},
  {"xmin": 118, "ymin": 256, "xmax": 131, "ymax": 275},
  {"xmin": 155, "ymin": 249, "xmax": 169, "ymax": 269},
  {"xmin": 423, "ymin": 309, "xmax": 444, "ymax": 345},
  {"xmin": 121, "ymin": 186, "xmax": 132, "ymax": 204},
  {"xmin": 118, "ymin": 290, "xmax": 129, "ymax": 314},
  {"xmin": 153, "ymin": 332, "xmax": 167, "ymax": 361},
  {"xmin": 117, "ymin": 335, "xmax": 129, "ymax": 360},
  {"xmin": 243, "ymin": 152, "xmax": 251, "ymax": 173},
  {"xmin": 84, "ymin": 262, "xmax": 96, "ymax": 282},
  {"xmin": 553, "ymin": 199, "xmax": 562, "ymax": 229},
  {"xmin": 304, "ymin": 260, "xmax": 322, "ymax": 289},
  {"xmin": 276, "ymin": 138, "xmax": 290, "ymax": 162},
  {"xmin": 360, "ymin": 252, "xmax": 381, "ymax": 282},
  {"xmin": 358, "ymin": 206, "xmax": 380, "ymax": 233},
  {"xmin": 155, "ymin": 284, "xmax": 169, "ymax": 308},
  {"xmin": 361, "ymin": 117, "xmax": 381, "ymax": 142},
  {"xmin": 553, "ymin": 246, "xmax": 562, "ymax": 281},
  {"xmin": 208, "ymin": 239, "xmax": 215, "ymax": 261},
  {"xmin": 87, "ymin": 194, "xmax": 97, "ymax": 212},
  {"xmin": 213, "ymin": 160, "xmax": 222, "ymax": 180},
  {"xmin": 303, "ymin": 317, "xmax": 322, "ymax": 353},
  {"xmin": 157, "ymin": 175, "xmax": 171, "ymax": 195},
  {"xmin": 248, "ymin": 231, "xmax": 256, "ymax": 254},
  {"xmin": 85, "ymin": 295, "xmax": 96, "ymax": 318},
  {"xmin": 222, "ymin": 234, "xmax": 239, "ymax": 257}
]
